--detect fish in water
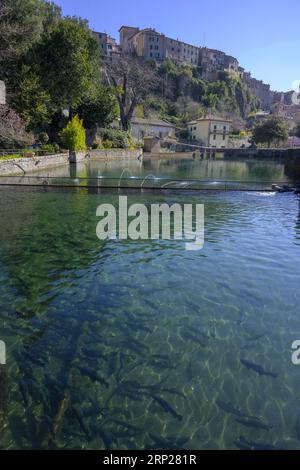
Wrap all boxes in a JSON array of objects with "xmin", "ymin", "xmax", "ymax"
[
  {"xmin": 236, "ymin": 416, "xmax": 273, "ymax": 431},
  {"xmin": 149, "ymin": 355, "xmax": 176, "ymax": 370},
  {"xmin": 72, "ymin": 405, "xmax": 90, "ymax": 440},
  {"xmin": 216, "ymin": 399, "xmax": 249, "ymax": 418},
  {"xmin": 240, "ymin": 359, "xmax": 278, "ymax": 378},
  {"xmin": 27, "ymin": 379, "xmax": 50, "ymax": 412},
  {"xmin": 235, "ymin": 435, "xmax": 281, "ymax": 451},
  {"xmin": 76, "ymin": 365, "xmax": 109, "ymax": 388},
  {"xmin": 161, "ymin": 388, "xmax": 187, "ymax": 400},
  {"xmin": 81, "ymin": 346, "xmax": 107, "ymax": 361},
  {"xmin": 179, "ymin": 328, "xmax": 206, "ymax": 348},
  {"xmin": 297, "ymin": 411, "xmax": 300, "ymax": 441},
  {"xmin": 19, "ymin": 379, "xmax": 30, "ymax": 407},
  {"xmin": 109, "ymin": 417, "xmax": 142, "ymax": 433},
  {"xmin": 152, "ymin": 395, "xmax": 183, "ymax": 421},
  {"xmin": 90, "ymin": 423, "xmax": 118, "ymax": 450},
  {"xmin": 23, "ymin": 350, "xmax": 45, "ymax": 367},
  {"xmin": 148, "ymin": 433, "xmax": 189, "ymax": 450}
]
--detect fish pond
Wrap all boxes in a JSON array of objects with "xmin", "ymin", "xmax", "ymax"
[{"xmin": 0, "ymin": 157, "xmax": 300, "ymax": 450}]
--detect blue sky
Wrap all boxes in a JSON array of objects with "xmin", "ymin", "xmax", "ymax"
[{"xmin": 55, "ymin": 0, "xmax": 299, "ymax": 92}]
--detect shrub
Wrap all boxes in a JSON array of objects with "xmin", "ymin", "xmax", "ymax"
[
  {"xmin": 98, "ymin": 128, "xmax": 130, "ymax": 149},
  {"xmin": 102, "ymin": 140, "xmax": 113, "ymax": 149},
  {"xmin": 59, "ymin": 115, "xmax": 86, "ymax": 151},
  {"xmin": 39, "ymin": 143, "xmax": 60, "ymax": 154},
  {"xmin": 38, "ymin": 132, "xmax": 49, "ymax": 144}
]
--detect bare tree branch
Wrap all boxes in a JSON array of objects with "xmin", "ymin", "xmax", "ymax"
[{"xmin": 104, "ymin": 56, "xmax": 159, "ymax": 131}]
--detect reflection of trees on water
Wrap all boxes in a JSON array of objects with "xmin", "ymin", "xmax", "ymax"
[
  {"xmin": 284, "ymin": 156, "xmax": 300, "ymax": 182},
  {"xmin": 28, "ymin": 158, "xmax": 290, "ymax": 184},
  {"xmin": 296, "ymin": 197, "xmax": 300, "ymax": 239}
]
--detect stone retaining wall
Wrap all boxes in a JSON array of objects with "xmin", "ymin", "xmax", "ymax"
[
  {"xmin": 89, "ymin": 148, "xmax": 143, "ymax": 161},
  {"xmin": 0, "ymin": 149, "xmax": 143, "ymax": 176},
  {"xmin": 0, "ymin": 153, "xmax": 69, "ymax": 176}
]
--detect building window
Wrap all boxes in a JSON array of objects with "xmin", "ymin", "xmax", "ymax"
[
  {"xmin": 213, "ymin": 134, "xmax": 216, "ymax": 140},
  {"xmin": 150, "ymin": 52, "xmax": 153, "ymax": 57},
  {"xmin": 150, "ymin": 45, "xmax": 153, "ymax": 50},
  {"xmin": 214, "ymin": 125, "xmax": 217, "ymax": 130},
  {"xmin": 190, "ymin": 127, "xmax": 193, "ymax": 131},
  {"xmin": 194, "ymin": 127, "xmax": 196, "ymax": 130},
  {"xmin": 223, "ymin": 134, "xmax": 226, "ymax": 140},
  {"xmin": 154, "ymin": 45, "xmax": 159, "ymax": 50}
]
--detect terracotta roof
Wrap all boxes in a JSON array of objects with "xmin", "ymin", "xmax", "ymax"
[{"xmin": 188, "ymin": 117, "xmax": 232, "ymax": 124}]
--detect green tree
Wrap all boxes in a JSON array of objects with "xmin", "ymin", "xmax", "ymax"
[
  {"xmin": 77, "ymin": 88, "xmax": 118, "ymax": 130},
  {"xmin": 0, "ymin": 0, "xmax": 45, "ymax": 71},
  {"xmin": 15, "ymin": 65, "xmax": 51, "ymax": 132},
  {"xmin": 36, "ymin": 17, "xmax": 100, "ymax": 111},
  {"xmin": 252, "ymin": 117, "xmax": 288, "ymax": 148},
  {"xmin": 60, "ymin": 115, "xmax": 86, "ymax": 151}
]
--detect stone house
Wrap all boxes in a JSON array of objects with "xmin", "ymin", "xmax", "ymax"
[
  {"xmin": 130, "ymin": 117, "xmax": 176, "ymax": 141},
  {"xmin": 119, "ymin": 26, "xmax": 199, "ymax": 65},
  {"xmin": 93, "ymin": 31, "xmax": 121, "ymax": 61},
  {"xmin": 188, "ymin": 117, "xmax": 232, "ymax": 148}
]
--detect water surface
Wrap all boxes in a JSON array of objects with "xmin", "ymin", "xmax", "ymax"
[{"xmin": 0, "ymin": 158, "xmax": 300, "ymax": 450}]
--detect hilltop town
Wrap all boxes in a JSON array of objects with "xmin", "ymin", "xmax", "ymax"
[{"xmin": 93, "ymin": 26, "xmax": 300, "ymax": 122}]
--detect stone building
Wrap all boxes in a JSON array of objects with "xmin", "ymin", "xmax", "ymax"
[
  {"xmin": 198, "ymin": 48, "xmax": 240, "ymax": 79},
  {"xmin": 130, "ymin": 117, "xmax": 176, "ymax": 141},
  {"xmin": 188, "ymin": 117, "xmax": 232, "ymax": 148},
  {"xmin": 93, "ymin": 31, "xmax": 120, "ymax": 61},
  {"xmin": 224, "ymin": 55, "xmax": 239, "ymax": 75},
  {"xmin": 199, "ymin": 48, "xmax": 226, "ymax": 77},
  {"xmin": 119, "ymin": 26, "xmax": 199, "ymax": 65},
  {"xmin": 0, "ymin": 81, "xmax": 6, "ymax": 105}
]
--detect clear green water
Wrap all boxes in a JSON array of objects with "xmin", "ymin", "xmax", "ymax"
[
  {"xmin": 30, "ymin": 156, "xmax": 292, "ymax": 184},
  {"xmin": 1, "ymin": 158, "xmax": 300, "ymax": 450}
]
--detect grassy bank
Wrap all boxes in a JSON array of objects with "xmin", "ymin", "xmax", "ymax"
[{"xmin": 0, "ymin": 154, "xmax": 23, "ymax": 160}]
